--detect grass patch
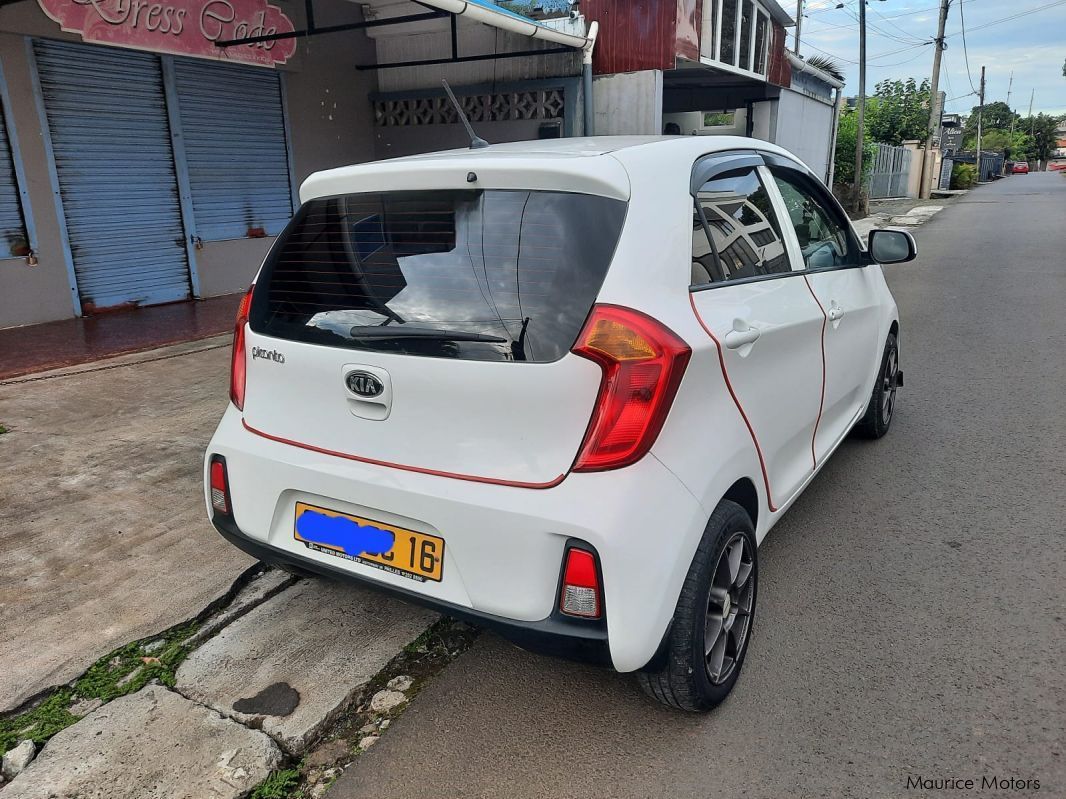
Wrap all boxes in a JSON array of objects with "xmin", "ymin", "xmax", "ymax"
[
  {"xmin": 250, "ymin": 768, "xmax": 302, "ymax": 799},
  {"xmin": 0, "ymin": 621, "xmax": 199, "ymax": 757},
  {"xmin": 0, "ymin": 690, "xmax": 78, "ymax": 753},
  {"xmin": 0, "ymin": 423, "xmax": 7, "ymax": 434}
]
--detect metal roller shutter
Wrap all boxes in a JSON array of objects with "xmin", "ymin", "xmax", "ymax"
[
  {"xmin": 34, "ymin": 40, "xmax": 191, "ymax": 310},
  {"xmin": 0, "ymin": 97, "xmax": 27, "ymax": 258},
  {"xmin": 172, "ymin": 58, "xmax": 293, "ymax": 241}
]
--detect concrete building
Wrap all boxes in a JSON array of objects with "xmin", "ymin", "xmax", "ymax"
[{"xmin": 0, "ymin": 0, "xmax": 839, "ymax": 329}]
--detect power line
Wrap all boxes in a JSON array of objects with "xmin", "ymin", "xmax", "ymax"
[
  {"xmin": 802, "ymin": 39, "xmax": 932, "ymax": 66},
  {"xmin": 868, "ymin": 3, "xmax": 930, "ymax": 43},
  {"xmin": 946, "ymin": 0, "xmax": 1066, "ymax": 38},
  {"xmin": 958, "ymin": 0, "xmax": 979, "ymax": 93}
]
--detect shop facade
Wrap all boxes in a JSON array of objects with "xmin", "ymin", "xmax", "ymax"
[
  {"xmin": 0, "ymin": 0, "xmax": 840, "ymax": 331},
  {"xmin": 0, "ymin": 0, "xmax": 381, "ymax": 327}
]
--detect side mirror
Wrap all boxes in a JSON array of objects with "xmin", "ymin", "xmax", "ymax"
[{"xmin": 867, "ymin": 228, "xmax": 917, "ymax": 264}]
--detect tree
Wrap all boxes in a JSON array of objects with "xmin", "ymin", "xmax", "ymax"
[
  {"xmin": 962, "ymin": 101, "xmax": 1018, "ymax": 140},
  {"xmin": 964, "ymin": 128, "xmax": 1033, "ymax": 161},
  {"xmin": 806, "ymin": 54, "xmax": 844, "ymax": 82},
  {"xmin": 834, "ymin": 107, "xmax": 876, "ymax": 185},
  {"xmin": 865, "ymin": 78, "xmax": 931, "ymax": 145},
  {"xmin": 1024, "ymin": 113, "xmax": 1061, "ymax": 163}
]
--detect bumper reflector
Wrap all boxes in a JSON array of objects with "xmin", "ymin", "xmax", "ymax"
[
  {"xmin": 559, "ymin": 548, "xmax": 601, "ymax": 619},
  {"xmin": 210, "ymin": 458, "xmax": 229, "ymax": 515}
]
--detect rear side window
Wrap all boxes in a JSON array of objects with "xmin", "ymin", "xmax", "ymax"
[
  {"xmin": 691, "ymin": 167, "xmax": 791, "ymax": 285},
  {"xmin": 250, "ymin": 190, "xmax": 627, "ymax": 362}
]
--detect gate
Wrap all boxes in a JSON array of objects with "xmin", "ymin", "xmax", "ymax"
[{"xmin": 868, "ymin": 143, "xmax": 912, "ymax": 199}]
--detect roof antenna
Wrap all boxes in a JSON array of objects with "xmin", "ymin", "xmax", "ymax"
[{"xmin": 442, "ymin": 79, "xmax": 489, "ymax": 149}]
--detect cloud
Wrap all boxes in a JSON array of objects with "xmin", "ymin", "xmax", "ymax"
[{"xmin": 801, "ymin": 1, "xmax": 1066, "ymax": 115}]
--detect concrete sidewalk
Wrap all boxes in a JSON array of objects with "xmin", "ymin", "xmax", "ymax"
[
  {"xmin": 0, "ymin": 338, "xmax": 252, "ymax": 711},
  {"xmin": 0, "ymin": 338, "xmax": 443, "ymax": 797},
  {"xmin": 852, "ymin": 193, "xmax": 965, "ymax": 239}
]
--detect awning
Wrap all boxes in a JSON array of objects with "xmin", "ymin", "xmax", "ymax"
[
  {"xmin": 215, "ymin": 0, "xmax": 591, "ymax": 54},
  {"xmin": 415, "ymin": 0, "xmax": 590, "ymax": 50}
]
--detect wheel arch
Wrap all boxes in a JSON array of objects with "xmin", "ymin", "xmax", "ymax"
[{"xmin": 721, "ymin": 476, "xmax": 759, "ymax": 531}]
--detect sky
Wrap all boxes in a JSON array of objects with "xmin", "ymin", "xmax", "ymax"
[{"xmin": 798, "ymin": 0, "xmax": 1066, "ymax": 117}]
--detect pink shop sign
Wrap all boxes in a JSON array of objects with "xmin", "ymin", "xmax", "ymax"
[{"xmin": 37, "ymin": 0, "xmax": 297, "ymax": 66}]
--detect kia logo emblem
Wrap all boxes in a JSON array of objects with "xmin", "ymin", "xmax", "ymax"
[{"xmin": 346, "ymin": 371, "xmax": 384, "ymax": 398}]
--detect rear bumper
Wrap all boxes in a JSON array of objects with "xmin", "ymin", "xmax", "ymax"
[
  {"xmin": 211, "ymin": 512, "xmax": 612, "ymax": 665},
  {"xmin": 205, "ymin": 405, "xmax": 708, "ymax": 672}
]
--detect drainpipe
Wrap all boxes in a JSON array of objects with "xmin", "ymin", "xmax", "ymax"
[
  {"xmin": 825, "ymin": 87, "xmax": 843, "ymax": 186},
  {"xmin": 582, "ymin": 21, "xmax": 598, "ymax": 136}
]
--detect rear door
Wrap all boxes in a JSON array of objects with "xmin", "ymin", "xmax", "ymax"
[
  {"xmin": 767, "ymin": 165, "xmax": 881, "ymax": 462},
  {"xmin": 688, "ymin": 155, "xmax": 824, "ymax": 509},
  {"xmin": 242, "ymin": 188, "xmax": 628, "ymax": 487}
]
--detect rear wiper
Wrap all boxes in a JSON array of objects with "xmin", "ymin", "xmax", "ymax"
[{"xmin": 348, "ymin": 325, "xmax": 507, "ymax": 343}]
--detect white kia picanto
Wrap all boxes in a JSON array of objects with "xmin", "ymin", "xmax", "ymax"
[{"xmin": 205, "ymin": 136, "xmax": 915, "ymax": 711}]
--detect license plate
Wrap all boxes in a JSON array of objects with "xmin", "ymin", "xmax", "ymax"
[{"xmin": 293, "ymin": 501, "xmax": 444, "ymax": 582}]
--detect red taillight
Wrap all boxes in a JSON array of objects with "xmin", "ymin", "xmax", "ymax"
[
  {"xmin": 571, "ymin": 305, "xmax": 691, "ymax": 472},
  {"xmin": 559, "ymin": 548, "xmax": 601, "ymax": 618},
  {"xmin": 230, "ymin": 285, "xmax": 254, "ymax": 410},
  {"xmin": 210, "ymin": 457, "xmax": 229, "ymax": 515}
]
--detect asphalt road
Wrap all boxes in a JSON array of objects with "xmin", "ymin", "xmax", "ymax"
[{"xmin": 331, "ymin": 173, "xmax": 1066, "ymax": 799}]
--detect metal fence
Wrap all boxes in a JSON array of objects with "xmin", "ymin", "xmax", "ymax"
[{"xmin": 868, "ymin": 143, "xmax": 912, "ymax": 199}]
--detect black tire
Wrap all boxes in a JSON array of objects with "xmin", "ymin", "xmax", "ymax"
[
  {"xmin": 637, "ymin": 500, "xmax": 757, "ymax": 712},
  {"xmin": 855, "ymin": 331, "xmax": 899, "ymax": 440}
]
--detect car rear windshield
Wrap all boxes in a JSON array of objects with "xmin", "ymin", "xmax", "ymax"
[{"xmin": 249, "ymin": 189, "xmax": 628, "ymax": 363}]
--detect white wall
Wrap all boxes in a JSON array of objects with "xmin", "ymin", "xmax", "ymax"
[
  {"xmin": 772, "ymin": 87, "xmax": 835, "ymax": 182},
  {"xmin": 592, "ymin": 70, "xmax": 663, "ymax": 135}
]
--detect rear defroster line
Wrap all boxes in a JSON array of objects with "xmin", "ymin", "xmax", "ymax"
[
  {"xmin": 241, "ymin": 419, "xmax": 567, "ymax": 490},
  {"xmin": 687, "ymin": 293, "xmax": 778, "ymax": 513}
]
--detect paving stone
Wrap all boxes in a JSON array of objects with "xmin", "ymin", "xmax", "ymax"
[
  {"xmin": 0, "ymin": 686, "xmax": 280, "ymax": 799},
  {"xmin": 386, "ymin": 675, "xmax": 414, "ymax": 692},
  {"xmin": 906, "ymin": 204, "xmax": 944, "ymax": 216},
  {"xmin": 68, "ymin": 697, "xmax": 103, "ymax": 717},
  {"xmin": 176, "ymin": 578, "xmax": 436, "ymax": 754},
  {"xmin": 184, "ymin": 568, "xmax": 294, "ymax": 647},
  {"xmin": 2, "ymin": 740, "xmax": 35, "ymax": 780},
  {"xmin": 369, "ymin": 689, "xmax": 407, "ymax": 713},
  {"xmin": 889, "ymin": 215, "xmax": 922, "ymax": 225}
]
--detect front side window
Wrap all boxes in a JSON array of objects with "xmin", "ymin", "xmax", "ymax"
[
  {"xmin": 771, "ymin": 170, "xmax": 858, "ymax": 269},
  {"xmin": 691, "ymin": 167, "xmax": 791, "ymax": 285}
]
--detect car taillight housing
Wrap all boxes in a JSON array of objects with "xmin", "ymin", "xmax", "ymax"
[
  {"xmin": 571, "ymin": 305, "xmax": 691, "ymax": 472},
  {"xmin": 559, "ymin": 547, "xmax": 602, "ymax": 618},
  {"xmin": 230, "ymin": 285, "xmax": 254, "ymax": 410},
  {"xmin": 209, "ymin": 456, "xmax": 230, "ymax": 515}
]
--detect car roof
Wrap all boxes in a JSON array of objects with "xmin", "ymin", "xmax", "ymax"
[
  {"xmin": 299, "ymin": 136, "xmax": 807, "ymax": 204},
  {"xmin": 384, "ymin": 135, "xmax": 787, "ymax": 161}
]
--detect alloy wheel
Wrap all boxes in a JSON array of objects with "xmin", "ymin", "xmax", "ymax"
[
  {"xmin": 704, "ymin": 533, "xmax": 755, "ymax": 685},
  {"xmin": 881, "ymin": 347, "xmax": 899, "ymax": 424}
]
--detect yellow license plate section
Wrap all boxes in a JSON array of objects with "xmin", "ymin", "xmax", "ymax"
[{"xmin": 294, "ymin": 501, "xmax": 444, "ymax": 582}]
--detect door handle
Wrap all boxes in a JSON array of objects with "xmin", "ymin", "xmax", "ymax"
[
  {"xmin": 828, "ymin": 305, "xmax": 845, "ymax": 322},
  {"xmin": 724, "ymin": 326, "xmax": 761, "ymax": 349}
]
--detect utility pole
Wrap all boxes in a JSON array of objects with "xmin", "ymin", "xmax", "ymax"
[
  {"xmin": 919, "ymin": 0, "xmax": 950, "ymax": 198},
  {"xmin": 794, "ymin": 0, "xmax": 803, "ymax": 54},
  {"xmin": 1007, "ymin": 71, "xmax": 1016, "ymax": 146},
  {"xmin": 851, "ymin": 0, "xmax": 867, "ymax": 214},
  {"xmin": 975, "ymin": 65, "xmax": 985, "ymax": 181}
]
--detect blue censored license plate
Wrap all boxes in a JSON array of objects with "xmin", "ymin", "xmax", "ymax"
[{"xmin": 294, "ymin": 501, "xmax": 444, "ymax": 582}]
